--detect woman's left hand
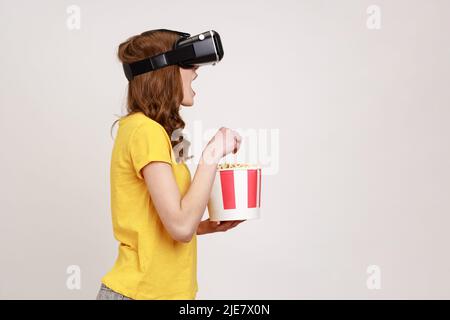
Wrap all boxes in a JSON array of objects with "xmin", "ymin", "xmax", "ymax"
[{"xmin": 197, "ymin": 218, "xmax": 246, "ymax": 235}]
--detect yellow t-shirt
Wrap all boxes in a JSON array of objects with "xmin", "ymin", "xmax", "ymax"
[{"xmin": 101, "ymin": 111, "xmax": 198, "ymax": 300}]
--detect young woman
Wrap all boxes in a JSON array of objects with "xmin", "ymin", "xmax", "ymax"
[{"xmin": 96, "ymin": 29, "xmax": 245, "ymax": 300}]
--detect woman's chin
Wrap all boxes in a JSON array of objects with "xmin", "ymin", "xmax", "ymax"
[{"xmin": 181, "ymin": 99, "xmax": 194, "ymax": 107}]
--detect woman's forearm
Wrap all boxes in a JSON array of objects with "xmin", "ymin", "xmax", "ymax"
[{"xmin": 180, "ymin": 147, "xmax": 220, "ymax": 238}]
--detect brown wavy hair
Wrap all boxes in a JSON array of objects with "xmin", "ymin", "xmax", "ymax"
[{"xmin": 111, "ymin": 29, "xmax": 185, "ymax": 149}]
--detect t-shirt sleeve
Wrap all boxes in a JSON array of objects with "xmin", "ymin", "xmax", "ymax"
[{"xmin": 129, "ymin": 122, "xmax": 173, "ymax": 180}]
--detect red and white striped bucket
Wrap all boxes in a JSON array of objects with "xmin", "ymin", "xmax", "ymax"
[{"xmin": 208, "ymin": 166, "xmax": 262, "ymax": 221}]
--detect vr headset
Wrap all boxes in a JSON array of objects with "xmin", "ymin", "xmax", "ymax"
[{"xmin": 123, "ymin": 29, "xmax": 224, "ymax": 81}]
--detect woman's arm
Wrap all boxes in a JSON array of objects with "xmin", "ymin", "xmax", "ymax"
[{"xmin": 142, "ymin": 127, "xmax": 241, "ymax": 243}]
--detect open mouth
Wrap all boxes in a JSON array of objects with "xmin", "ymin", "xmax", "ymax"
[{"xmin": 192, "ymin": 73, "xmax": 197, "ymax": 96}]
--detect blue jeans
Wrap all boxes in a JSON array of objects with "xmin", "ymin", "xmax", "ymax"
[{"xmin": 96, "ymin": 283, "xmax": 133, "ymax": 300}]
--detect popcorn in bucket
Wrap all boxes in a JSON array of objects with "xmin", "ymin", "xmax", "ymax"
[{"xmin": 208, "ymin": 163, "xmax": 262, "ymax": 221}]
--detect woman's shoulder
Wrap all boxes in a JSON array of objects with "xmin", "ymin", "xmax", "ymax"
[
  {"xmin": 120, "ymin": 112, "xmax": 168, "ymax": 136},
  {"xmin": 113, "ymin": 112, "xmax": 172, "ymax": 153}
]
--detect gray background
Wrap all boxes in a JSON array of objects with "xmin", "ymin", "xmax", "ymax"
[{"xmin": 1, "ymin": 0, "xmax": 449, "ymax": 299}]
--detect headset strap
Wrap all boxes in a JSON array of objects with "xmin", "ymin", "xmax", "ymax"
[{"xmin": 123, "ymin": 45, "xmax": 196, "ymax": 81}]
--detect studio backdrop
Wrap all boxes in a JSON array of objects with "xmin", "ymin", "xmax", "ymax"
[{"xmin": 0, "ymin": 0, "xmax": 449, "ymax": 299}]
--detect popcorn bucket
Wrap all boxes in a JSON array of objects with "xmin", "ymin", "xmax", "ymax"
[{"xmin": 208, "ymin": 164, "xmax": 262, "ymax": 221}]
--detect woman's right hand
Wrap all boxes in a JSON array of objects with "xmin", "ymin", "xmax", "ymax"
[{"xmin": 202, "ymin": 127, "xmax": 242, "ymax": 164}]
